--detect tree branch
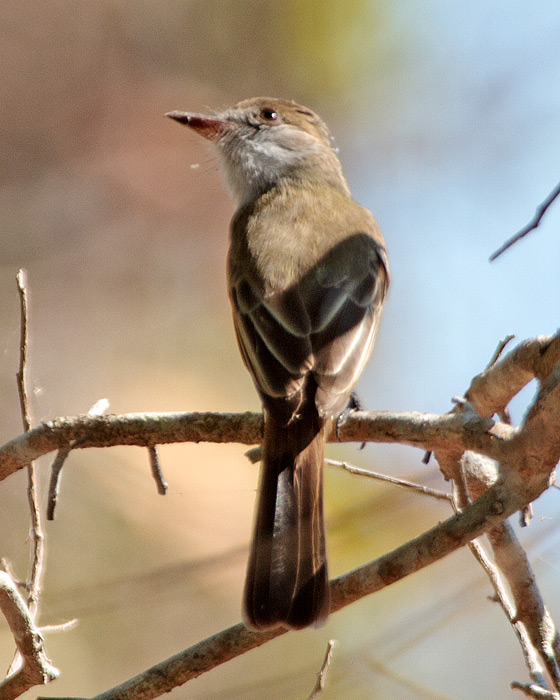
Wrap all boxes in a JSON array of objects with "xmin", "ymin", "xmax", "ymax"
[
  {"xmin": 0, "ymin": 409, "xmax": 511, "ymax": 485},
  {"xmin": 512, "ymin": 681, "xmax": 560, "ymax": 699},
  {"xmin": 306, "ymin": 639, "xmax": 337, "ymax": 700},
  {"xmin": 39, "ymin": 477, "xmax": 536, "ymax": 700},
  {"xmin": 0, "ymin": 572, "xmax": 59, "ymax": 698},
  {"xmin": 326, "ymin": 457, "xmax": 452, "ymax": 501},
  {"xmin": 490, "ymin": 181, "xmax": 560, "ymax": 261},
  {"xmin": 2, "ymin": 330, "xmax": 558, "ymax": 699},
  {"xmin": 3, "ymin": 332, "xmax": 558, "ymax": 487},
  {"xmin": 438, "ymin": 333, "xmax": 560, "ymax": 693},
  {"xmin": 15, "ymin": 270, "xmax": 45, "ymax": 620}
]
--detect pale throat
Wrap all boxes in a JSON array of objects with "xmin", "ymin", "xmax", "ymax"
[{"xmin": 218, "ymin": 135, "xmax": 333, "ymax": 207}]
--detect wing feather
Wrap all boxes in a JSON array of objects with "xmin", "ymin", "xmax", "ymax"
[{"xmin": 230, "ymin": 230, "xmax": 389, "ymax": 421}]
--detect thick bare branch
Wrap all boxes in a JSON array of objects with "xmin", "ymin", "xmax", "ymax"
[
  {"xmin": 0, "ymin": 411, "xmax": 262, "ymax": 483},
  {"xmin": 4, "ymin": 329, "xmax": 560, "ymax": 699},
  {"xmin": 0, "ymin": 410, "xmax": 511, "ymax": 485},
  {"xmin": 466, "ymin": 334, "xmax": 560, "ymax": 418},
  {"xmin": 488, "ymin": 523, "xmax": 560, "ymax": 689},
  {"xmin": 469, "ymin": 538, "xmax": 548, "ymax": 688},
  {"xmin": 454, "ymin": 449, "xmax": 555, "ymax": 688},
  {"xmin": 39, "ymin": 477, "xmax": 540, "ymax": 700},
  {"xmin": 434, "ymin": 333, "xmax": 560, "ymax": 693},
  {"xmin": 4, "ymin": 332, "xmax": 558, "ymax": 487}
]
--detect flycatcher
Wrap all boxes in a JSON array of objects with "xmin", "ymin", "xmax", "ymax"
[{"xmin": 167, "ymin": 97, "xmax": 389, "ymax": 630}]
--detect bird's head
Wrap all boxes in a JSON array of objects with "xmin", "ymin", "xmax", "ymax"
[{"xmin": 166, "ymin": 97, "xmax": 348, "ymax": 204}]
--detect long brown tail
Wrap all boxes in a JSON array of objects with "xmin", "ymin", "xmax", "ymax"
[{"xmin": 243, "ymin": 408, "xmax": 330, "ymax": 630}]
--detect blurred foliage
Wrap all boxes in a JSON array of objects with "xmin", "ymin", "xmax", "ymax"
[{"xmin": 273, "ymin": 0, "xmax": 387, "ymax": 99}]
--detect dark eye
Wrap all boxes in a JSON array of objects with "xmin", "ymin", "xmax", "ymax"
[{"xmin": 260, "ymin": 107, "xmax": 278, "ymax": 122}]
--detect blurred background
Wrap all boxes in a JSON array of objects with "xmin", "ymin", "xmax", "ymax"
[{"xmin": 1, "ymin": 1, "xmax": 559, "ymax": 698}]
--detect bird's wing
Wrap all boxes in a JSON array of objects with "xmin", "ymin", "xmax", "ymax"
[
  {"xmin": 303, "ymin": 231, "xmax": 389, "ymax": 415},
  {"xmin": 230, "ymin": 230, "xmax": 388, "ymax": 421}
]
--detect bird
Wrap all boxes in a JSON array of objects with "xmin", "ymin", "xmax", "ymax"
[{"xmin": 166, "ymin": 97, "xmax": 389, "ymax": 630}]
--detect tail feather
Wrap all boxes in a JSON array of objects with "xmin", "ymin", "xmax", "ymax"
[{"xmin": 243, "ymin": 410, "xmax": 330, "ymax": 630}]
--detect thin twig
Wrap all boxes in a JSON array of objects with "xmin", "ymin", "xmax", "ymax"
[
  {"xmin": 490, "ymin": 181, "xmax": 560, "ymax": 261},
  {"xmin": 16, "ymin": 270, "xmax": 44, "ymax": 620},
  {"xmin": 16, "ymin": 270, "xmax": 32, "ymax": 434},
  {"xmin": 40, "ymin": 619, "xmax": 79, "ymax": 634},
  {"xmin": 47, "ymin": 399, "xmax": 110, "ymax": 520},
  {"xmin": 148, "ymin": 446, "xmax": 168, "ymax": 495},
  {"xmin": 326, "ymin": 459, "xmax": 452, "ymax": 501},
  {"xmin": 520, "ymin": 505, "xmax": 533, "ymax": 527},
  {"xmin": 499, "ymin": 406, "xmax": 513, "ymax": 425},
  {"xmin": 306, "ymin": 640, "xmax": 337, "ymax": 700},
  {"xmin": 0, "ymin": 559, "xmax": 27, "ymax": 589},
  {"xmin": 486, "ymin": 334, "xmax": 516, "ymax": 370},
  {"xmin": 47, "ymin": 448, "xmax": 72, "ymax": 521},
  {"xmin": 6, "ymin": 271, "xmax": 50, "ymax": 693}
]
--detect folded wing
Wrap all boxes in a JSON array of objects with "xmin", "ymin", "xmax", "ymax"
[{"xmin": 230, "ymin": 231, "xmax": 389, "ymax": 421}]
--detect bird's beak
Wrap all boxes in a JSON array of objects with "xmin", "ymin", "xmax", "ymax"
[{"xmin": 165, "ymin": 111, "xmax": 232, "ymax": 142}]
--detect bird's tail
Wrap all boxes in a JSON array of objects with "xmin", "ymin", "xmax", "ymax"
[{"xmin": 243, "ymin": 408, "xmax": 330, "ymax": 630}]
